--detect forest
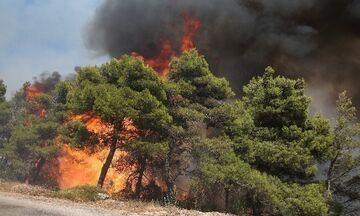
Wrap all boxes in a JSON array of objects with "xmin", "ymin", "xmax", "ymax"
[{"xmin": 0, "ymin": 49, "xmax": 359, "ymax": 216}]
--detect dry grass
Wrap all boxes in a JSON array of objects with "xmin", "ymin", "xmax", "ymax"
[
  {"xmin": 0, "ymin": 179, "xmax": 231, "ymax": 216},
  {"xmin": 50, "ymin": 185, "xmax": 107, "ymax": 202},
  {"xmin": 0, "ymin": 179, "xmax": 50, "ymax": 196}
]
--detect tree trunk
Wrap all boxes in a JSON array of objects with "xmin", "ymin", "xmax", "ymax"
[
  {"xmin": 225, "ymin": 187, "xmax": 230, "ymax": 212},
  {"xmin": 327, "ymin": 153, "xmax": 339, "ymax": 194},
  {"xmin": 135, "ymin": 156, "xmax": 146, "ymax": 198},
  {"xmin": 30, "ymin": 158, "xmax": 45, "ymax": 184},
  {"xmin": 164, "ymin": 146, "xmax": 176, "ymax": 204},
  {"xmin": 247, "ymin": 192, "xmax": 261, "ymax": 216},
  {"xmin": 97, "ymin": 131, "xmax": 118, "ymax": 188}
]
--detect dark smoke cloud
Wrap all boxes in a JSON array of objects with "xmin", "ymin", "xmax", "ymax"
[
  {"xmin": 86, "ymin": 0, "xmax": 360, "ymax": 117},
  {"xmin": 33, "ymin": 72, "xmax": 61, "ymax": 93}
]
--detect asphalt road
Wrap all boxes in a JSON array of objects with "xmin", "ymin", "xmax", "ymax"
[{"xmin": 0, "ymin": 192, "xmax": 126, "ymax": 216}]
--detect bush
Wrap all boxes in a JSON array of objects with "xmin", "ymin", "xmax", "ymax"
[{"xmin": 50, "ymin": 185, "xmax": 108, "ymax": 202}]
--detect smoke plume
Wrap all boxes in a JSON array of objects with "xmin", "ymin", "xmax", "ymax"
[
  {"xmin": 86, "ymin": 0, "xmax": 360, "ymax": 117},
  {"xmin": 32, "ymin": 72, "xmax": 61, "ymax": 93}
]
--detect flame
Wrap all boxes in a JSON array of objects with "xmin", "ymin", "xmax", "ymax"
[
  {"xmin": 57, "ymin": 144, "xmax": 131, "ymax": 193},
  {"xmin": 25, "ymin": 84, "xmax": 47, "ymax": 118},
  {"xmin": 56, "ymin": 113, "xmax": 138, "ymax": 193},
  {"xmin": 69, "ymin": 113, "xmax": 113, "ymax": 135},
  {"xmin": 132, "ymin": 39, "xmax": 175, "ymax": 77},
  {"xmin": 25, "ymin": 84, "xmax": 44, "ymax": 101},
  {"xmin": 181, "ymin": 13, "xmax": 201, "ymax": 52},
  {"xmin": 50, "ymin": 14, "xmax": 201, "ymax": 198},
  {"xmin": 132, "ymin": 14, "xmax": 201, "ymax": 77}
]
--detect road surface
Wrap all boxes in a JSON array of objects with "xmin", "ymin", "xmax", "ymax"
[
  {"xmin": 0, "ymin": 191, "xmax": 229, "ymax": 216},
  {"xmin": 0, "ymin": 192, "xmax": 127, "ymax": 216}
]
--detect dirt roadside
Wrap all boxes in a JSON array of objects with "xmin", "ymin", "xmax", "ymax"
[{"xmin": 0, "ymin": 181, "xmax": 231, "ymax": 216}]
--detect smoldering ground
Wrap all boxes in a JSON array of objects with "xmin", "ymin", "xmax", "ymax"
[{"xmin": 86, "ymin": 0, "xmax": 360, "ymax": 117}]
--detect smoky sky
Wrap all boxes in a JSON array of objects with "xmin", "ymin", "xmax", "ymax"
[{"xmin": 86, "ymin": 0, "xmax": 360, "ymax": 116}]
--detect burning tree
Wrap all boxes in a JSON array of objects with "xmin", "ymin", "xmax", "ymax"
[
  {"xmin": 0, "ymin": 73, "xmax": 62, "ymax": 183},
  {"xmin": 65, "ymin": 56, "xmax": 172, "ymax": 189}
]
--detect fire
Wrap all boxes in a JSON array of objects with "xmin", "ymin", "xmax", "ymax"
[
  {"xmin": 57, "ymin": 144, "xmax": 131, "ymax": 193},
  {"xmin": 132, "ymin": 14, "xmax": 201, "ymax": 77},
  {"xmin": 25, "ymin": 84, "xmax": 47, "ymax": 118},
  {"xmin": 181, "ymin": 13, "xmax": 201, "ymax": 52},
  {"xmin": 49, "ymin": 14, "xmax": 201, "ymax": 198},
  {"xmin": 25, "ymin": 84, "xmax": 44, "ymax": 101},
  {"xmin": 133, "ymin": 39, "xmax": 176, "ymax": 77},
  {"xmin": 56, "ymin": 113, "xmax": 138, "ymax": 193},
  {"xmin": 69, "ymin": 113, "xmax": 113, "ymax": 135}
]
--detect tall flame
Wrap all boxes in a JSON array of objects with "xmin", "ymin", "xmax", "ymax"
[
  {"xmin": 57, "ymin": 144, "xmax": 131, "ymax": 193},
  {"xmin": 52, "ymin": 14, "xmax": 201, "ymax": 196},
  {"xmin": 132, "ymin": 14, "xmax": 201, "ymax": 77},
  {"xmin": 55, "ymin": 113, "xmax": 138, "ymax": 193},
  {"xmin": 181, "ymin": 13, "xmax": 201, "ymax": 52}
]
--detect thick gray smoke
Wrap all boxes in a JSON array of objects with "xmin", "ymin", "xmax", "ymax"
[
  {"xmin": 86, "ymin": 0, "xmax": 360, "ymax": 117},
  {"xmin": 33, "ymin": 72, "xmax": 61, "ymax": 93}
]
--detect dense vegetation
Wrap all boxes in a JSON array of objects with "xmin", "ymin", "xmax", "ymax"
[{"xmin": 0, "ymin": 49, "xmax": 359, "ymax": 215}]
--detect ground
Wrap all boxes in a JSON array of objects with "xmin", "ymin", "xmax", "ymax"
[{"xmin": 0, "ymin": 180, "xmax": 231, "ymax": 216}]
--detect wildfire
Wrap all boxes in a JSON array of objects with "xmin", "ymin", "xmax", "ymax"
[
  {"xmin": 25, "ymin": 84, "xmax": 44, "ymax": 101},
  {"xmin": 132, "ymin": 39, "xmax": 176, "ymax": 77},
  {"xmin": 25, "ymin": 84, "xmax": 47, "ymax": 118},
  {"xmin": 56, "ymin": 113, "xmax": 138, "ymax": 193},
  {"xmin": 181, "ymin": 13, "xmax": 201, "ymax": 52},
  {"xmin": 49, "ymin": 14, "xmax": 201, "ymax": 197},
  {"xmin": 57, "ymin": 144, "xmax": 131, "ymax": 193},
  {"xmin": 132, "ymin": 14, "xmax": 201, "ymax": 77}
]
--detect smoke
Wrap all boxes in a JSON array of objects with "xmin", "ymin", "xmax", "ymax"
[
  {"xmin": 33, "ymin": 72, "xmax": 61, "ymax": 93},
  {"xmin": 86, "ymin": 0, "xmax": 360, "ymax": 116}
]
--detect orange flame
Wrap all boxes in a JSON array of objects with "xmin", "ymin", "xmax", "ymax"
[
  {"xmin": 132, "ymin": 14, "xmax": 201, "ymax": 77},
  {"xmin": 133, "ymin": 39, "xmax": 176, "ymax": 77},
  {"xmin": 25, "ymin": 84, "xmax": 47, "ymax": 118},
  {"xmin": 52, "ymin": 14, "xmax": 201, "ymax": 197},
  {"xmin": 56, "ymin": 113, "xmax": 138, "ymax": 193},
  {"xmin": 25, "ymin": 84, "xmax": 44, "ymax": 101},
  {"xmin": 181, "ymin": 13, "xmax": 201, "ymax": 52},
  {"xmin": 57, "ymin": 144, "xmax": 131, "ymax": 193}
]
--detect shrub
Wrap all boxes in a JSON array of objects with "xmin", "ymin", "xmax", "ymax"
[{"xmin": 51, "ymin": 185, "xmax": 108, "ymax": 202}]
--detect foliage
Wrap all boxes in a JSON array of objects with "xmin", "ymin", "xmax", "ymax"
[
  {"xmin": 0, "ymin": 80, "xmax": 12, "ymax": 148},
  {"xmin": 194, "ymin": 136, "xmax": 328, "ymax": 216},
  {"xmin": 162, "ymin": 49, "xmax": 234, "ymax": 203},
  {"xmin": 193, "ymin": 67, "xmax": 332, "ymax": 215},
  {"xmin": 2, "ymin": 50, "xmax": 360, "ymax": 216},
  {"xmin": 50, "ymin": 185, "xmax": 107, "ymax": 202},
  {"xmin": 65, "ymin": 56, "xmax": 172, "ymax": 190},
  {"xmin": 241, "ymin": 66, "xmax": 333, "ymax": 179},
  {"xmin": 0, "ymin": 80, "xmax": 13, "ymax": 178},
  {"xmin": 326, "ymin": 91, "xmax": 360, "ymax": 215},
  {"xmin": 0, "ymin": 90, "xmax": 60, "ymax": 182},
  {"xmin": 169, "ymin": 49, "xmax": 234, "ymax": 107}
]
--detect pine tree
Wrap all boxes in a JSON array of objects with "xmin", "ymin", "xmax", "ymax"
[
  {"xmin": 326, "ymin": 91, "xmax": 360, "ymax": 215},
  {"xmin": 66, "ymin": 57, "xmax": 171, "ymax": 189},
  {"xmin": 242, "ymin": 66, "xmax": 332, "ymax": 179},
  {"xmin": 164, "ymin": 49, "xmax": 234, "ymax": 202},
  {"xmin": 0, "ymin": 80, "xmax": 60, "ymax": 183},
  {"xmin": 0, "ymin": 80, "xmax": 12, "ymax": 178},
  {"xmin": 195, "ymin": 67, "xmax": 332, "ymax": 215}
]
